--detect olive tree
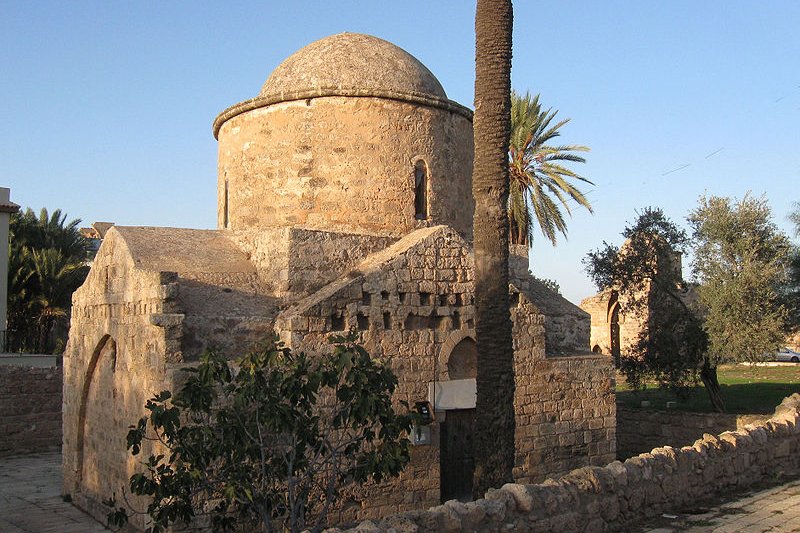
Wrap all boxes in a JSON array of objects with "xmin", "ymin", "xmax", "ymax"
[{"xmin": 689, "ymin": 194, "xmax": 791, "ymax": 402}]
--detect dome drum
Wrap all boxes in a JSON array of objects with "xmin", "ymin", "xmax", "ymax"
[
  {"xmin": 217, "ymin": 95, "xmax": 473, "ymax": 237},
  {"xmin": 214, "ymin": 33, "xmax": 474, "ymax": 238}
]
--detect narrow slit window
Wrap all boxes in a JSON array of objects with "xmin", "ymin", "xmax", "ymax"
[
  {"xmin": 414, "ymin": 160, "xmax": 428, "ymax": 220},
  {"xmin": 223, "ymin": 179, "xmax": 229, "ymax": 228}
]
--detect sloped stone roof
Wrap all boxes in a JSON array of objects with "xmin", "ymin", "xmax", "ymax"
[
  {"xmin": 512, "ymin": 274, "xmax": 589, "ymax": 319},
  {"xmin": 111, "ymin": 226, "xmax": 256, "ymax": 275}
]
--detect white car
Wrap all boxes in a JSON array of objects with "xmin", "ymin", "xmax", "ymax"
[{"xmin": 775, "ymin": 348, "xmax": 800, "ymax": 363}]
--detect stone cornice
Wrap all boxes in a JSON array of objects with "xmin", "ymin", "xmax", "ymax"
[{"xmin": 212, "ymin": 88, "xmax": 474, "ymax": 139}]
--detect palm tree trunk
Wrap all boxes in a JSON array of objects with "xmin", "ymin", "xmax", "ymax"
[{"xmin": 472, "ymin": 0, "xmax": 515, "ymax": 499}]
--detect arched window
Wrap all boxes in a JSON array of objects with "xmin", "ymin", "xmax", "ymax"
[{"xmin": 414, "ymin": 160, "xmax": 428, "ymax": 220}]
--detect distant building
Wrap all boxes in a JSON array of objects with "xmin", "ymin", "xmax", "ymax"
[
  {"xmin": 580, "ymin": 240, "xmax": 692, "ymax": 366},
  {"xmin": 79, "ymin": 222, "xmax": 114, "ymax": 261}
]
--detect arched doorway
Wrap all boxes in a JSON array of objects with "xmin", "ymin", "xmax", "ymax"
[
  {"xmin": 75, "ymin": 335, "xmax": 125, "ymax": 497},
  {"xmin": 440, "ymin": 336, "xmax": 476, "ymax": 502}
]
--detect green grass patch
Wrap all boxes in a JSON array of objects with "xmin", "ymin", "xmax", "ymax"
[{"xmin": 616, "ymin": 364, "xmax": 800, "ymax": 414}]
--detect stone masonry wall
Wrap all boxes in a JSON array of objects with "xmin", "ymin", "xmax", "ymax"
[
  {"xmin": 217, "ymin": 97, "xmax": 474, "ymax": 238},
  {"xmin": 617, "ymin": 406, "xmax": 769, "ymax": 460},
  {"xmin": 276, "ymin": 227, "xmax": 476, "ymax": 520},
  {"xmin": 579, "ymin": 289, "xmax": 645, "ymax": 358},
  {"xmin": 63, "ymin": 232, "xmax": 180, "ymax": 531},
  {"xmin": 336, "ymin": 394, "xmax": 800, "ymax": 533},
  {"xmin": 510, "ymin": 296, "xmax": 616, "ymax": 484},
  {"xmin": 0, "ymin": 365, "xmax": 62, "ymax": 457},
  {"xmin": 230, "ymin": 227, "xmax": 396, "ymax": 298},
  {"xmin": 276, "ymin": 226, "xmax": 615, "ymax": 520}
]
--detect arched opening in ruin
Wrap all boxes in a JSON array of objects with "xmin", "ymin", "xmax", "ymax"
[
  {"xmin": 608, "ymin": 293, "xmax": 621, "ymax": 368},
  {"xmin": 592, "ymin": 344, "xmax": 602, "ymax": 354},
  {"xmin": 75, "ymin": 334, "xmax": 120, "ymax": 495},
  {"xmin": 414, "ymin": 159, "xmax": 428, "ymax": 220}
]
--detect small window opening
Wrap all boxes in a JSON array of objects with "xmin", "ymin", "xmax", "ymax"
[
  {"xmin": 454, "ymin": 293, "xmax": 463, "ymax": 306},
  {"xmin": 414, "ymin": 160, "xmax": 428, "ymax": 220},
  {"xmin": 420, "ymin": 292, "xmax": 431, "ymax": 306},
  {"xmin": 383, "ymin": 312, "xmax": 392, "ymax": 330},
  {"xmin": 399, "ymin": 292, "xmax": 407, "ymax": 304},
  {"xmin": 466, "ymin": 318, "xmax": 474, "ymax": 329},
  {"xmin": 452, "ymin": 310, "xmax": 461, "ymax": 329},
  {"xmin": 331, "ymin": 313, "xmax": 345, "ymax": 331},
  {"xmin": 357, "ymin": 314, "xmax": 369, "ymax": 331},
  {"xmin": 404, "ymin": 313, "xmax": 425, "ymax": 331},
  {"xmin": 223, "ymin": 179, "xmax": 229, "ymax": 229},
  {"xmin": 361, "ymin": 291, "xmax": 371, "ymax": 306},
  {"xmin": 439, "ymin": 294, "xmax": 449, "ymax": 307},
  {"xmin": 381, "ymin": 290, "xmax": 389, "ymax": 301}
]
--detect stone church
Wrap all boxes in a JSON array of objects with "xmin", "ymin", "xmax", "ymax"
[{"xmin": 63, "ymin": 33, "xmax": 615, "ymax": 526}]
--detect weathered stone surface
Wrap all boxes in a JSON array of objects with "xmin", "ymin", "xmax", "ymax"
[
  {"xmin": 616, "ymin": 406, "xmax": 769, "ymax": 459},
  {"xmin": 0, "ymin": 365, "xmax": 62, "ymax": 457}
]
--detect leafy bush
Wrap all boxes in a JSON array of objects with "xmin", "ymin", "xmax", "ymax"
[{"xmin": 106, "ymin": 333, "xmax": 414, "ymax": 533}]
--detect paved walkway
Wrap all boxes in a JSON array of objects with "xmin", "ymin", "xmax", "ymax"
[
  {"xmin": 1, "ymin": 452, "xmax": 799, "ymax": 532},
  {"xmin": 639, "ymin": 477, "xmax": 800, "ymax": 533},
  {"xmin": 0, "ymin": 453, "xmax": 109, "ymax": 532}
]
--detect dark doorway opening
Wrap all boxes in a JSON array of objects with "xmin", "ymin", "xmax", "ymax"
[{"xmin": 440, "ymin": 408, "xmax": 475, "ymax": 502}]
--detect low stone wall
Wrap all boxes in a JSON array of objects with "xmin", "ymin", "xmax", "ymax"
[
  {"xmin": 0, "ymin": 363, "xmax": 63, "ymax": 457},
  {"xmin": 617, "ymin": 406, "xmax": 769, "ymax": 460},
  {"xmin": 337, "ymin": 394, "xmax": 800, "ymax": 532}
]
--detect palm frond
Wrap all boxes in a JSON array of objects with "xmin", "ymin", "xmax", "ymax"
[{"xmin": 507, "ymin": 91, "xmax": 593, "ymax": 246}]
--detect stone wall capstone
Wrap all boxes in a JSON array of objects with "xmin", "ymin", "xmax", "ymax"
[
  {"xmin": 616, "ymin": 406, "xmax": 769, "ymax": 460},
  {"xmin": 335, "ymin": 393, "xmax": 800, "ymax": 532},
  {"xmin": 0, "ymin": 364, "xmax": 62, "ymax": 457}
]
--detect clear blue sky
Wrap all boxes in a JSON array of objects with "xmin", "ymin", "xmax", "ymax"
[{"xmin": 2, "ymin": 1, "xmax": 799, "ymax": 304}]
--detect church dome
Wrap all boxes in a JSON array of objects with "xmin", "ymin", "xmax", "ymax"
[
  {"xmin": 213, "ymin": 32, "xmax": 470, "ymax": 139},
  {"xmin": 259, "ymin": 33, "xmax": 447, "ymax": 102},
  {"xmin": 213, "ymin": 33, "xmax": 474, "ymax": 238}
]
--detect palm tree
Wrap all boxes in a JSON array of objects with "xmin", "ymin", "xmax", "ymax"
[
  {"xmin": 471, "ymin": 0, "xmax": 515, "ymax": 498},
  {"xmin": 508, "ymin": 91, "xmax": 592, "ymax": 246},
  {"xmin": 31, "ymin": 248, "xmax": 89, "ymax": 352},
  {"xmin": 7, "ymin": 207, "xmax": 89, "ymax": 352}
]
